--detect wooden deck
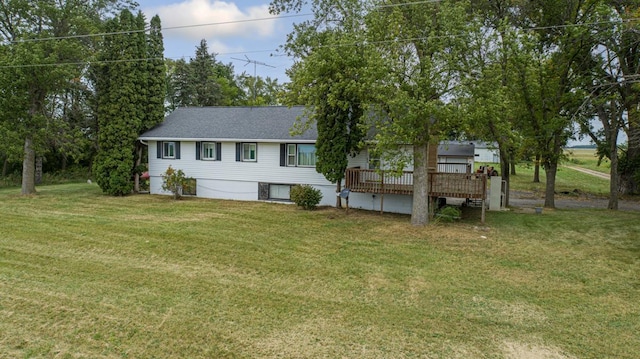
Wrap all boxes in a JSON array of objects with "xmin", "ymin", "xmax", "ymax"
[{"xmin": 345, "ymin": 168, "xmax": 487, "ymax": 199}]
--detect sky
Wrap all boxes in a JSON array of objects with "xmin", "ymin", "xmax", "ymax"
[
  {"xmin": 137, "ymin": 0, "xmax": 304, "ymax": 82},
  {"xmin": 134, "ymin": 0, "xmax": 614, "ymax": 147}
]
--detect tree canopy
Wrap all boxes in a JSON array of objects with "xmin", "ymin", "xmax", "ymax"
[
  {"xmin": 0, "ymin": 0, "xmax": 137, "ymax": 194},
  {"xmin": 273, "ymin": 0, "xmax": 640, "ymax": 218}
]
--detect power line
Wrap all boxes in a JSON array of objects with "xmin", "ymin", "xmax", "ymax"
[
  {"xmin": 0, "ymin": 3, "xmax": 638, "ymax": 69},
  {"xmin": 2, "ymin": 1, "xmax": 635, "ymax": 45},
  {"xmin": 3, "ymin": 13, "xmax": 314, "ymax": 45}
]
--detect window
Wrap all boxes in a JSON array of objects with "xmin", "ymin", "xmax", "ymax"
[
  {"xmin": 297, "ymin": 144, "xmax": 316, "ymax": 166},
  {"xmin": 243, "ymin": 143, "xmax": 257, "ymax": 161},
  {"xmin": 236, "ymin": 143, "xmax": 257, "ymax": 162},
  {"xmin": 157, "ymin": 141, "xmax": 180, "ymax": 159},
  {"xmin": 269, "ymin": 184, "xmax": 291, "ymax": 200},
  {"xmin": 196, "ymin": 142, "xmax": 221, "ymax": 161},
  {"xmin": 202, "ymin": 142, "xmax": 216, "ymax": 160},
  {"xmin": 285, "ymin": 144, "xmax": 316, "ymax": 167},
  {"xmin": 287, "ymin": 144, "xmax": 297, "ymax": 166},
  {"xmin": 163, "ymin": 141, "xmax": 175, "ymax": 158}
]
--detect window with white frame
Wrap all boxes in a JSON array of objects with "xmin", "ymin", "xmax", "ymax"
[
  {"xmin": 202, "ymin": 142, "xmax": 216, "ymax": 160},
  {"xmin": 242, "ymin": 143, "xmax": 257, "ymax": 161},
  {"xmin": 287, "ymin": 144, "xmax": 297, "ymax": 166},
  {"xmin": 163, "ymin": 141, "xmax": 176, "ymax": 159},
  {"xmin": 269, "ymin": 184, "xmax": 291, "ymax": 200},
  {"xmin": 287, "ymin": 144, "xmax": 316, "ymax": 167}
]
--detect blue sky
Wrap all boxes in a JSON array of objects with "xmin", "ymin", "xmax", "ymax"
[
  {"xmin": 134, "ymin": 1, "xmax": 607, "ymax": 146},
  {"xmin": 137, "ymin": 0, "xmax": 306, "ymax": 82}
]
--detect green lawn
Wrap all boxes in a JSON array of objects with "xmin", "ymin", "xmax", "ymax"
[
  {"xmin": 508, "ymin": 164, "xmax": 610, "ymax": 197},
  {"xmin": 1, "ymin": 183, "xmax": 639, "ymax": 358}
]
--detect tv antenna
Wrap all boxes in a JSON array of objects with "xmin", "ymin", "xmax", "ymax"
[{"xmin": 231, "ymin": 55, "xmax": 275, "ymax": 105}]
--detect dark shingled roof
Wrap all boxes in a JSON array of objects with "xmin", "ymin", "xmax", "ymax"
[{"xmin": 139, "ymin": 106, "xmax": 316, "ymax": 141}]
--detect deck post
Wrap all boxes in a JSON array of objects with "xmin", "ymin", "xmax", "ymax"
[
  {"xmin": 380, "ymin": 172, "xmax": 385, "ymax": 214},
  {"xmin": 481, "ymin": 199, "xmax": 486, "ymax": 224}
]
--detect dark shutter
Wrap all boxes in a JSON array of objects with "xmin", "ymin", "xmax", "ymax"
[
  {"xmin": 216, "ymin": 142, "xmax": 222, "ymax": 161},
  {"xmin": 236, "ymin": 143, "xmax": 241, "ymax": 162},
  {"xmin": 157, "ymin": 141, "xmax": 162, "ymax": 158},
  {"xmin": 280, "ymin": 144, "xmax": 286, "ymax": 167},
  {"xmin": 195, "ymin": 142, "xmax": 201, "ymax": 160},
  {"xmin": 175, "ymin": 142, "xmax": 181, "ymax": 159}
]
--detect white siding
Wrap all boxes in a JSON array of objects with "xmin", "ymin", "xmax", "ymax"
[
  {"xmin": 345, "ymin": 192, "xmax": 413, "ymax": 214},
  {"xmin": 475, "ymin": 148, "xmax": 500, "ymax": 163},
  {"xmin": 148, "ymin": 141, "xmax": 413, "ymax": 214}
]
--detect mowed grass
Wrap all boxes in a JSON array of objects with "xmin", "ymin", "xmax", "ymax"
[
  {"xmin": 508, "ymin": 164, "xmax": 611, "ymax": 197},
  {"xmin": 1, "ymin": 184, "xmax": 639, "ymax": 358},
  {"xmin": 476, "ymin": 148, "xmax": 612, "ymax": 197}
]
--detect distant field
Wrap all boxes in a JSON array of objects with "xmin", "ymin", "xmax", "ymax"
[
  {"xmin": 565, "ymin": 148, "xmax": 610, "ymax": 174},
  {"xmin": 509, "ymin": 163, "xmax": 610, "ymax": 197},
  {"xmin": 1, "ymin": 184, "xmax": 639, "ymax": 358}
]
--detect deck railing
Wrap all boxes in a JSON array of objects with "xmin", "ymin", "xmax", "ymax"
[
  {"xmin": 345, "ymin": 168, "xmax": 486, "ymax": 199},
  {"xmin": 428, "ymin": 172, "xmax": 486, "ymax": 199},
  {"xmin": 344, "ymin": 168, "xmax": 414, "ymax": 195}
]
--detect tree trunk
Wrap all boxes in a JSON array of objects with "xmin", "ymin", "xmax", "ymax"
[
  {"xmin": 499, "ymin": 146, "xmax": 510, "ymax": 206},
  {"xmin": 609, "ymin": 141, "xmax": 619, "ymax": 210},
  {"xmin": 411, "ymin": 143, "xmax": 430, "ymax": 226},
  {"xmin": 621, "ymin": 91, "xmax": 640, "ymax": 194},
  {"xmin": 543, "ymin": 160, "xmax": 557, "ymax": 208},
  {"xmin": 607, "ymin": 119, "xmax": 620, "ymax": 210},
  {"xmin": 335, "ymin": 181, "xmax": 342, "ymax": 208},
  {"xmin": 533, "ymin": 154, "xmax": 541, "ymax": 183},
  {"xmin": 134, "ymin": 143, "xmax": 142, "ymax": 193},
  {"xmin": 509, "ymin": 151, "xmax": 516, "ymax": 175},
  {"xmin": 2, "ymin": 155, "xmax": 7, "ymax": 177},
  {"xmin": 21, "ymin": 136, "xmax": 36, "ymax": 195}
]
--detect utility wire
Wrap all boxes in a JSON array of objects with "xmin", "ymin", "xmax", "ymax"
[
  {"xmin": 0, "ymin": 3, "xmax": 638, "ymax": 69},
  {"xmin": 2, "ymin": 0, "xmax": 445, "ymax": 45},
  {"xmin": 1, "ymin": 1, "xmax": 636, "ymax": 45}
]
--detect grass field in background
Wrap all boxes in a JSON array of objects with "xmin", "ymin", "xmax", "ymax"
[
  {"xmin": 1, "ymin": 183, "xmax": 638, "ymax": 358},
  {"xmin": 565, "ymin": 148, "xmax": 610, "ymax": 174},
  {"xmin": 507, "ymin": 164, "xmax": 610, "ymax": 197},
  {"xmin": 473, "ymin": 148, "xmax": 611, "ymax": 197}
]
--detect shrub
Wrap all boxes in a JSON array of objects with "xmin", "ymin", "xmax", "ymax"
[
  {"xmin": 435, "ymin": 205, "xmax": 461, "ymax": 223},
  {"xmin": 161, "ymin": 166, "xmax": 189, "ymax": 200},
  {"xmin": 290, "ymin": 184, "xmax": 322, "ymax": 210}
]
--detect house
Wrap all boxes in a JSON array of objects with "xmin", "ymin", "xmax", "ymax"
[
  {"xmin": 139, "ymin": 106, "xmax": 487, "ymax": 216},
  {"xmin": 472, "ymin": 141, "xmax": 500, "ymax": 163},
  {"xmin": 437, "ymin": 142, "xmax": 475, "ymax": 173}
]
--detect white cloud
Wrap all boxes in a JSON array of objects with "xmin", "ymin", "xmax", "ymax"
[{"xmin": 144, "ymin": 0, "xmax": 275, "ymax": 41}]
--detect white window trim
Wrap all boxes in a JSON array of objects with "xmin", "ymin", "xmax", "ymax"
[
  {"xmin": 242, "ymin": 142, "xmax": 257, "ymax": 162},
  {"xmin": 287, "ymin": 143, "xmax": 316, "ymax": 167},
  {"xmin": 201, "ymin": 142, "xmax": 217, "ymax": 161},
  {"xmin": 163, "ymin": 141, "xmax": 176, "ymax": 159}
]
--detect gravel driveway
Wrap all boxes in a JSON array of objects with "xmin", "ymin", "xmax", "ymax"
[
  {"xmin": 506, "ymin": 166, "xmax": 640, "ymax": 211},
  {"xmin": 508, "ymin": 191, "xmax": 640, "ymax": 211}
]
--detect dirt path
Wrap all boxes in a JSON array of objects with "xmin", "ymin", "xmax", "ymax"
[{"xmin": 565, "ymin": 166, "xmax": 610, "ymax": 180}]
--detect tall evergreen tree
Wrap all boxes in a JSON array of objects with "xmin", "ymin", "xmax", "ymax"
[
  {"xmin": 145, "ymin": 15, "xmax": 166, "ymax": 129},
  {"xmin": 92, "ymin": 10, "xmax": 164, "ymax": 196},
  {"xmin": 191, "ymin": 39, "xmax": 222, "ymax": 106},
  {"xmin": 166, "ymin": 58, "xmax": 195, "ymax": 111}
]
